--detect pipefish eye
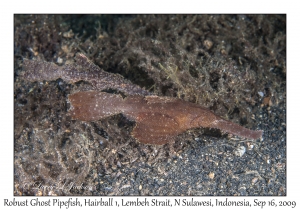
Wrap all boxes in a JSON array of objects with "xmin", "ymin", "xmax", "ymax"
[{"xmin": 189, "ymin": 112, "xmax": 218, "ymax": 128}]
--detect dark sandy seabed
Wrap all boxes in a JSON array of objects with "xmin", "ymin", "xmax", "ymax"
[{"xmin": 14, "ymin": 14, "xmax": 286, "ymax": 196}]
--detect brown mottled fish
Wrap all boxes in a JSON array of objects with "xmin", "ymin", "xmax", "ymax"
[
  {"xmin": 68, "ymin": 91, "xmax": 263, "ymax": 145},
  {"xmin": 22, "ymin": 53, "xmax": 263, "ymax": 145},
  {"xmin": 22, "ymin": 53, "xmax": 151, "ymax": 96}
]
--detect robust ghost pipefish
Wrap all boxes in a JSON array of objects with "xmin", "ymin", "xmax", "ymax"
[{"xmin": 22, "ymin": 53, "xmax": 263, "ymax": 145}]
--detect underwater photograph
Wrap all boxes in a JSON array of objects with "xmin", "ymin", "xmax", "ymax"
[{"xmin": 14, "ymin": 14, "xmax": 286, "ymax": 196}]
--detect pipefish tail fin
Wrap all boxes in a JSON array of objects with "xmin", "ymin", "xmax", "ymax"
[
  {"xmin": 22, "ymin": 58, "xmax": 63, "ymax": 82},
  {"xmin": 68, "ymin": 91, "xmax": 124, "ymax": 121},
  {"xmin": 22, "ymin": 54, "xmax": 152, "ymax": 96}
]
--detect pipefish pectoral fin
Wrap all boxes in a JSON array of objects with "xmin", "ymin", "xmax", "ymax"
[{"xmin": 131, "ymin": 112, "xmax": 183, "ymax": 145}]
